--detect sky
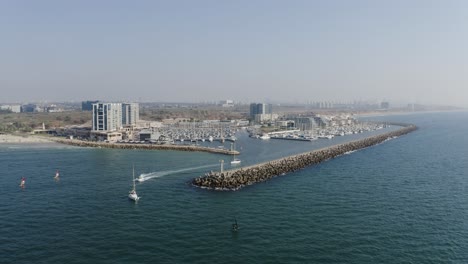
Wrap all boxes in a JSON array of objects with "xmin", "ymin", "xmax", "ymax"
[{"xmin": 1, "ymin": 0, "xmax": 467, "ymax": 106}]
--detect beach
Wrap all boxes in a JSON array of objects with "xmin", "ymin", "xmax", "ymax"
[{"xmin": 0, "ymin": 134, "xmax": 53, "ymax": 144}]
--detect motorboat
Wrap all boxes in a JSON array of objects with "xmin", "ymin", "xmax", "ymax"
[{"xmin": 136, "ymin": 174, "xmax": 145, "ymax": 183}]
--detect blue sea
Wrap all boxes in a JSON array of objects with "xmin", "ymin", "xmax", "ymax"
[{"xmin": 1, "ymin": 111, "xmax": 468, "ymax": 263}]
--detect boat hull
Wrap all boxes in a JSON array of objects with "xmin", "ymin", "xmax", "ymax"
[{"xmin": 128, "ymin": 193, "xmax": 139, "ymax": 201}]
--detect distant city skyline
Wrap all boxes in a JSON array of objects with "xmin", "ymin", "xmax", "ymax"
[{"xmin": 1, "ymin": 1, "xmax": 468, "ymax": 107}]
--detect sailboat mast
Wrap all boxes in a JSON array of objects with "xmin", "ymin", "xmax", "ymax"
[{"xmin": 133, "ymin": 164, "xmax": 136, "ymax": 191}]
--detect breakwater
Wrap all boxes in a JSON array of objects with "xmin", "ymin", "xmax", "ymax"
[
  {"xmin": 192, "ymin": 123, "xmax": 418, "ymax": 191},
  {"xmin": 48, "ymin": 138, "xmax": 239, "ymax": 155}
]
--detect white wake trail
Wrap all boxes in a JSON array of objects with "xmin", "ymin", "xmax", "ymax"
[{"xmin": 136, "ymin": 164, "xmax": 217, "ymax": 182}]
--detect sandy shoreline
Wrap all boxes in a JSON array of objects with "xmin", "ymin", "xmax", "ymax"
[
  {"xmin": 0, "ymin": 134, "xmax": 238, "ymax": 155},
  {"xmin": 0, "ymin": 134, "xmax": 54, "ymax": 144}
]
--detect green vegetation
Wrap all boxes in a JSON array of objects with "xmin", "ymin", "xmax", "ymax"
[
  {"xmin": 0, "ymin": 106, "xmax": 249, "ymax": 133},
  {"xmin": 0, "ymin": 111, "xmax": 91, "ymax": 133},
  {"xmin": 140, "ymin": 106, "xmax": 248, "ymax": 121}
]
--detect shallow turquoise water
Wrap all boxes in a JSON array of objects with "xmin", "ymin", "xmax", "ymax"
[{"xmin": 1, "ymin": 111, "xmax": 468, "ymax": 263}]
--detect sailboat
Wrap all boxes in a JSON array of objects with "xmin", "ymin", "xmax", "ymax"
[
  {"xmin": 54, "ymin": 170, "xmax": 60, "ymax": 179},
  {"xmin": 231, "ymin": 153, "xmax": 241, "ymax": 165},
  {"xmin": 230, "ymin": 143, "xmax": 241, "ymax": 165},
  {"xmin": 19, "ymin": 177, "xmax": 26, "ymax": 188},
  {"xmin": 232, "ymin": 218, "xmax": 239, "ymax": 232},
  {"xmin": 128, "ymin": 165, "xmax": 140, "ymax": 202}
]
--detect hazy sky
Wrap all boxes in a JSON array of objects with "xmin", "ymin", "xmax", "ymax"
[{"xmin": 1, "ymin": 0, "xmax": 467, "ymax": 106}]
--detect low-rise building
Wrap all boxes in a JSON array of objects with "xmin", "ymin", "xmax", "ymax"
[
  {"xmin": 90, "ymin": 131, "xmax": 122, "ymax": 142},
  {"xmin": 0, "ymin": 104, "xmax": 21, "ymax": 113}
]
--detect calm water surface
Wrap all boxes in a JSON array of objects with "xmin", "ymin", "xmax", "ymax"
[{"xmin": 1, "ymin": 111, "xmax": 468, "ymax": 263}]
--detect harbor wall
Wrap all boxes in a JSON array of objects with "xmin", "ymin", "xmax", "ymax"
[
  {"xmin": 49, "ymin": 138, "xmax": 239, "ymax": 155},
  {"xmin": 192, "ymin": 123, "xmax": 418, "ymax": 191}
]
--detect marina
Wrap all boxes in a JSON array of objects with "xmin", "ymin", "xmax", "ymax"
[
  {"xmin": 47, "ymin": 137, "xmax": 240, "ymax": 155},
  {"xmin": 252, "ymin": 122, "xmax": 389, "ymax": 142},
  {"xmin": 147, "ymin": 122, "xmax": 241, "ymax": 144},
  {"xmin": 39, "ymin": 118, "xmax": 393, "ymax": 158},
  {"xmin": 193, "ymin": 123, "xmax": 417, "ymax": 190},
  {"xmin": 2, "ymin": 112, "xmax": 468, "ymax": 263},
  {"xmin": 2, "ymin": 0, "xmax": 467, "ymax": 262}
]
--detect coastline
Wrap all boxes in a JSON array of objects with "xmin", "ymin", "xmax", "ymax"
[
  {"xmin": 192, "ymin": 123, "xmax": 418, "ymax": 191},
  {"xmin": 0, "ymin": 134, "xmax": 54, "ymax": 144},
  {"xmin": 354, "ymin": 109, "xmax": 467, "ymax": 118},
  {"xmin": 48, "ymin": 137, "xmax": 239, "ymax": 155},
  {"xmin": 0, "ymin": 133, "xmax": 238, "ymax": 155}
]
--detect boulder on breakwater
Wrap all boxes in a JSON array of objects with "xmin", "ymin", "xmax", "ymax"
[
  {"xmin": 48, "ymin": 138, "xmax": 239, "ymax": 155},
  {"xmin": 192, "ymin": 123, "xmax": 417, "ymax": 191}
]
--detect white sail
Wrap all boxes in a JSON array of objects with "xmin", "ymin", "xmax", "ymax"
[
  {"xmin": 128, "ymin": 165, "xmax": 140, "ymax": 201},
  {"xmin": 230, "ymin": 142, "xmax": 241, "ymax": 165}
]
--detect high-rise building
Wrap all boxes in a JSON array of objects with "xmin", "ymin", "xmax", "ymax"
[
  {"xmin": 92, "ymin": 102, "xmax": 139, "ymax": 131},
  {"xmin": 380, "ymin": 101, "xmax": 390, "ymax": 109},
  {"xmin": 249, "ymin": 103, "xmax": 272, "ymax": 120},
  {"xmin": 122, "ymin": 103, "xmax": 139, "ymax": 126},
  {"xmin": 92, "ymin": 103, "xmax": 123, "ymax": 131},
  {"xmin": 82, "ymin": 100, "xmax": 99, "ymax": 111}
]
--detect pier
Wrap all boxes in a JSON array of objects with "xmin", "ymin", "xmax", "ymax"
[
  {"xmin": 49, "ymin": 138, "xmax": 239, "ymax": 155},
  {"xmin": 192, "ymin": 123, "xmax": 418, "ymax": 191}
]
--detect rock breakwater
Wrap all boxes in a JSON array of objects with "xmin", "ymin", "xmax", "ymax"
[
  {"xmin": 192, "ymin": 124, "xmax": 417, "ymax": 191},
  {"xmin": 49, "ymin": 138, "xmax": 239, "ymax": 155}
]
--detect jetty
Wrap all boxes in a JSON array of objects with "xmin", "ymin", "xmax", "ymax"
[
  {"xmin": 192, "ymin": 123, "xmax": 418, "ymax": 191},
  {"xmin": 48, "ymin": 137, "xmax": 239, "ymax": 155}
]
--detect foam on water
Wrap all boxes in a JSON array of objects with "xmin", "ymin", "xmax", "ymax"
[{"xmin": 136, "ymin": 163, "xmax": 218, "ymax": 182}]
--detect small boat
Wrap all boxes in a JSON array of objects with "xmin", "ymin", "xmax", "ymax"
[
  {"xmin": 259, "ymin": 134, "xmax": 270, "ymax": 140},
  {"xmin": 230, "ymin": 143, "xmax": 241, "ymax": 165},
  {"xmin": 19, "ymin": 177, "xmax": 26, "ymax": 188},
  {"xmin": 128, "ymin": 165, "xmax": 140, "ymax": 202},
  {"xmin": 230, "ymin": 159, "xmax": 241, "ymax": 165},
  {"xmin": 136, "ymin": 174, "xmax": 145, "ymax": 183},
  {"xmin": 54, "ymin": 170, "xmax": 60, "ymax": 179},
  {"xmin": 232, "ymin": 218, "xmax": 239, "ymax": 232},
  {"xmin": 231, "ymin": 158, "xmax": 241, "ymax": 165}
]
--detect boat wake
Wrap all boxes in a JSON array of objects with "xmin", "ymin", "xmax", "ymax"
[{"xmin": 136, "ymin": 164, "xmax": 218, "ymax": 182}]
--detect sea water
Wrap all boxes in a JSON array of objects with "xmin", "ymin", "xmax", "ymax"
[{"xmin": 1, "ymin": 111, "xmax": 467, "ymax": 263}]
